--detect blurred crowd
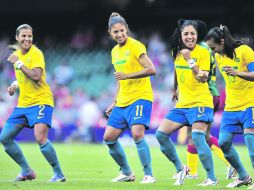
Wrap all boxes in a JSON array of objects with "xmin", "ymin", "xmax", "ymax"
[{"xmin": 0, "ymin": 29, "xmax": 233, "ymax": 142}]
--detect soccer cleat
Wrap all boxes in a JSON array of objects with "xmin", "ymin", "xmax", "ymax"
[
  {"xmin": 198, "ymin": 178, "xmax": 218, "ymax": 186},
  {"xmin": 49, "ymin": 174, "xmax": 66, "ymax": 182},
  {"xmin": 111, "ymin": 172, "xmax": 135, "ymax": 182},
  {"xmin": 185, "ymin": 173, "xmax": 199, "ymax": 179},
  {"xmin": 247, "ymin": 184, "xmax": 254, "ymax": 189},
  {"xmin": 15, "ymin": 170, "xmax": 36, "ymax": 181},
  {"xmin": 140, "ymin": 175, "xmax": 156, "ymax": 184},
  {"xmin": 226, "ymin": 166, "xmax": 237, "ymax": 179},
  {"xmin": 174, "ymin": 165, "xmax": 190, "ymax": 185},
  {"xmin": 172, "ymin": 173, "xmax": 177, "ymax": 179},
  {"xmin": 226, "ymin": 176, "xmax": 252, "ymax": 188}
]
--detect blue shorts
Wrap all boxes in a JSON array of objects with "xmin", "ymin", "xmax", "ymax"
[
  {"xmin": 107, "ymin": 99, "xmax": 152, "ymax": 130},
  {"xmin": 166, "ymin": 107, "xmax": 214, "ymax": 126},
  {"xmin": 220, "ymin": 107, "xmax": 254, "ymax": 134},
  {"xmin": 7, "ymin": 105, "xmax": 53, "ymax": 128}
]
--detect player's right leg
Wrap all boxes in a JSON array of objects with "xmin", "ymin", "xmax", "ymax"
[
  {"xmin": 104, "ymin": 126, "xmax": 134, "ymax": 182},
  {"xmin": 220, "ymin": 111, "xmax": 252, "ymax": 187},
  {"xmin": 0, "ymin": 123, "xmax": 35, "ymax": 181},
  {"xmin": 104, "ymin": 107, "xmax": 134, "ymax": 182},
  {"xmin": 155, "ymin": 108, "xmax": 189, "ymax": 185},
  {"xmin": 0, "ymin": 108, "xmax": 35, "ymax": 181},
  {"xmin": 219, "ymin": 131, "xmax": 251, "ymax": 187}
]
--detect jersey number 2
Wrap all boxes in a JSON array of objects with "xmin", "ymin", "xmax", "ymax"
[{"xmin": 38, "ymin": 105, "xmax": 45, "ymax": 119}]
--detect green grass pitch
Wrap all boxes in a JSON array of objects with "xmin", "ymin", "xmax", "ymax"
[{"xmin": 0, "ymin": 143, "xmax": 252, "ymax": 190}]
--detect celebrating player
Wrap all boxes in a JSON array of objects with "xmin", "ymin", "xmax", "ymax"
[
  {"xmin": 103, "ymin": 12, "xmax": 156, "ymax": 183},
  {"xmin": 156, "ymin": 19, "xmax": 217, "ymax": 186},
  {"xmin": 206, "ymin": 25, "xmax": 254, "ymax": 188},
  {"xmin": 172, "ymin": 19, "xmax": 235, "ymax": 180},
  {"xmin": 0, "ymin": 24, "xmax": 65, "ymax": 182}
]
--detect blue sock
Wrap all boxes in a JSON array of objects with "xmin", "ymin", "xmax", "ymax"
[
  {"xmin": 0, "ymin": 123, "xmax": 31, "ymax": 174},
  {"xmin": 105, "ymin": 140, "xmax": 132, "ymax": 175},
  {"xmin": 244, "ymin": 133, "xmax": 254, "ymax": 169},
  {"xmin": 135, "ymin": 138, "xmax": 152, "ymax": 176},
  {"xmin": 192, "ymin": 130, "xmax": 216, "ymax": 181},
  {"xmin": 219, "ymin": 131, "xmax": 248, "ymax": 180},
  {"xmin": 40, "ymin": 140, "xmax": 64, "ymax": 177},
  {"xmin": 155, "ymin": 131, "xmax": 183, "ymax": 172}
]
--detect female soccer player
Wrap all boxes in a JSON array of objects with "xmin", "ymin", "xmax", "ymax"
[
  {"xmin": 103, "ymin": 12, "xmax": 156, "ymax": 183},
  {"xmin": 0, "ymin": 24, "xmax": 65, "ymax": 182},
  {"xmin": 172, "ymin": 19, "xmax": 235, "ymax": 180},
  {"xmin": 206, "ymin": 25, "xmax": 254, "ymax": 188},
  {"xmin": 155, "ymin": 19, "xmax": 217, "ymax": 186}
]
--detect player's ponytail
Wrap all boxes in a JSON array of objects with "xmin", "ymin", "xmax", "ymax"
[
  {"xmin": 195, "ymin": 20, "xmax": 208, "ymax": 43},
  {"xmin": 108, "ymin": 12, "xmax": 128, "ymax": 31},
  {"xmin": 206, "ymin": 25, "xmax": 243, "ymax": 58}
]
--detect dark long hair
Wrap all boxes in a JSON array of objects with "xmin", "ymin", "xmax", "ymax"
[
  {"xmin": 205, "ymin": 25, "xmax": 243, "ymax": 59},
  {"xmin": 169, "ymin": 19, "xmax": 207, "ymax": 60}
]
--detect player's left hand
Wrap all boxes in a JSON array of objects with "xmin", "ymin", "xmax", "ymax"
[
  {"xmin": 114, "ymin": 72, "xmax": 129, "ymax": 80},
  {"xmin": 7, "ymin": 54, "xmax": 19, "ymax": 64},
  {"xmin": 224, "ymin": 66, "xmax": 239, "ymax": 76},
  {"xmin": 172, "ymin": 90, "xmax": 178, "ymax": 103},
  {"xmin": 7, "ymin": 85, "xmax": 17, "ymax": 96},
  {"xmin": 105, "ymin": 102, "xmax": 116, "ymax": 116}
]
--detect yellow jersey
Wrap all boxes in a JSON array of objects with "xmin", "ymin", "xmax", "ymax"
[
  {"xmin": 175, "ymin": 44, "xmax": 213, "ymax": 108},
  {"xmin": 215, "ymin": 45, "xmax": 254, "ymax": 111},
  {"xmin": 14, "ymin": 45, "xmax": 54, "ymax": 107},
  {"xmin": 111, "ymin": 37, "xmax": 153, "ymax": 107}
]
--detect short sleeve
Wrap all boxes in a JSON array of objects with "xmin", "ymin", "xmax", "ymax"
[
  {"xmin": 32, "ymin": 49, "xmax": 45, "ymax": 69},
  {"xmin": 132, "ymin": 41, "xmax": 147, "ymax": 60},
  {"xmin": 242, "ymin": 45, "xmax": 254, "ymax": 65},
  {"xmin": 199, "ymin": 48, "xmax": 210, "ymax": 71}
]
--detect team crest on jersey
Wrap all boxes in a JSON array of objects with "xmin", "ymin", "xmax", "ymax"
[
  {"xmin": 26, "ymin": 57, "xmax": 31, "ymax": 64},
  {"xmin": 125, "ymin": 50, "xmax": 130, "ymax": 56}
]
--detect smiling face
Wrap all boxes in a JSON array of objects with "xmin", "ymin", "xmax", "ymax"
[
  {"xmin": 181, "ymin": 25, "xmax": 197, "ymax": 49},
  {"xmin": 109, "ymin": 23, "xmax": 128, "ymax": 46},
  {"xmin": 206, "ymin": 38, "xmax": 224, "ymax": 54},
  {"xmin": 16, "ymin": 28, "xmax": 33, "ymax": 54}
]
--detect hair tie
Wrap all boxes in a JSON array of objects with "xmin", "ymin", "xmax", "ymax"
[{"xmin": 219, "ymin": 24, "xmax": 225, "ymax": 31}]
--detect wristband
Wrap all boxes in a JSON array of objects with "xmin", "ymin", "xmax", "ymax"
[
  {"xmin": 11, "ymin": 80, "xmax": 18, "ymax": 88},
  {"xmin": 187, "ymin": 59, "xmax": 196, "ymax": 68},
  {"xmin": 15, "ymin": 60, "xmax": 24, "ymax": 69}
]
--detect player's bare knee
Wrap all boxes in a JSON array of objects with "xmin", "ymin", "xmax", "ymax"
[
  {"xmin": 132, "ymin": 131, "xmax": 144, "ymax": 141},
  {"xmin": 103, "ymin": 134, "xmax": 110, "ymax": 142},
  {"xmin": 35, "ymin": 134, "xmax": 47, "ymax": 144},
  {"xmin": 103, "ymin": 134, "xmax": 116, "ymax": 142}
]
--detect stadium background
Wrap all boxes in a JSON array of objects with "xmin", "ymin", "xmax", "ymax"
[{"xmin": 0, "ymin": 0, "xmax": 253, "ymax": 144}]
